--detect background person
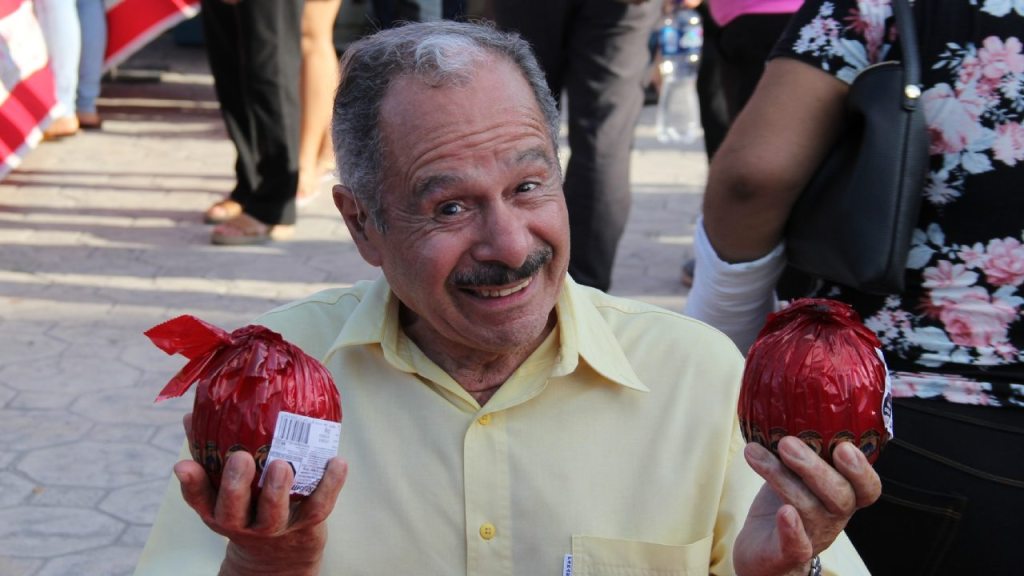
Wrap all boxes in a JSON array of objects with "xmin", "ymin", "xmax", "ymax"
[
  {"xmin": 199, "ymin": 0, "xmax": 304, "ymax": 245},
  {"xmin": 34, "ymin": 0, "xmax": 81, "ymax": 138},
  {"xmin": 491, "ymin": 0, "xmax": 662, "ymax": 292},
  {"xmin": 683, "ymin": 0, "xmax": 1024, "ymax": 573},
  {"xmin": 297, "ymin": 0, "xmax": 343, "ymax": 206},
  {"xmin": 75, "ymin": 0, "xmax": 106, "ymax": 129}
]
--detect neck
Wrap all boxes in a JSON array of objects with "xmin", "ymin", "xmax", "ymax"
[{"xmin": 402, "ymin": 311, "xmax": 556, "ymax": 406}]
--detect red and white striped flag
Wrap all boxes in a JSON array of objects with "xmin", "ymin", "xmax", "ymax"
[
  {"xmin": 0, "ymin": 0, "xmax": 200, "ymax": 180},
  {"xmin": 103, "ymin": 0, "xmax": 200, "ymax": 71},
  {"xmin": 0, "ymin": 0, "xmax": 58, "ymax": 180}
]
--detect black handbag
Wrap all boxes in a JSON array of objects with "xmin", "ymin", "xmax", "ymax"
[{"xmin": 783, "ymin": 0, "xmax": 928, "ymax": 295}]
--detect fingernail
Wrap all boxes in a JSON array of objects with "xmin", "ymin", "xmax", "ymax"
[
  {"xmin": 837, "ymin": 442, "xmax": 862, "ymax": 472},
  {"xmin": 223, "ymin": 453, "xmax": 244, "ymax": 486},
  {"xmin": 267, "ymin": 461, "xmax": 286, "ymax": 491},
  {"xmin": 746, "ymin": 442, "xmax": 770, "ymax": 464}
]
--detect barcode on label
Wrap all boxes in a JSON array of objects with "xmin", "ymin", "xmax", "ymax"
[
  {"xmin": 262, "ymin": 411, "xmax": 342, "ymax": 497},
  {"xmin": 275, "ymin": 413, "xmax": 311, "ymax": 444}
]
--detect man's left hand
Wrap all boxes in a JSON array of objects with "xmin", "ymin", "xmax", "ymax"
[{"xmin": 733, "ymin": 436, "xmax": 882, "ymax": 576}]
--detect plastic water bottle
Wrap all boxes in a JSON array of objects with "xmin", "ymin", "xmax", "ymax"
[{"xmin": 655, "ymin": 6, "xmax": 703, "ymax": 144}]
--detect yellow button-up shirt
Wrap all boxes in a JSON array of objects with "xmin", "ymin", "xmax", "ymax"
[{"xmin": 134, "ymin": 277, "xmax": 867, "ymax": 575}]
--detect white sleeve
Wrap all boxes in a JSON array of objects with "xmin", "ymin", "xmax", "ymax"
[{"xmin": 682, "ymin": 216, "xmax": 786, "ymax": 354}]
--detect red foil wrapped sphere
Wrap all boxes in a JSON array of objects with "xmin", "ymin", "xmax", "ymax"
[
  {"xmin": 739, "ymin": 298, "xmax": 892, "ymax": 465},
  {"xmin": 146, "ymin": 315, "xmax": 342, "ymax": 494}
]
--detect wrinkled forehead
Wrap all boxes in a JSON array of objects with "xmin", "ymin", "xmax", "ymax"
[{"xmin": 378, "ymin": 55, "xmax": 548, "ymax": 148}]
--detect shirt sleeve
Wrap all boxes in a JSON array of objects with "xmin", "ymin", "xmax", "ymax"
[
  {"xmin": 770, "ymin": 0, "xmax": 898, "ymax": 84},
  {"xmin": 132, "ymin": 442, "xmax": 228, "ymax": 575}
]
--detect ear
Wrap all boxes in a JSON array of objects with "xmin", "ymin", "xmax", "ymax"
[{"xmin": 333, "ymin": 184, "xmax": 383, "ymax": 267}]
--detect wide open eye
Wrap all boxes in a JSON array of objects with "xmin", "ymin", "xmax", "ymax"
[{"xmin": 438, "ymin": 201, "xmax": 464, "ymax": 217}]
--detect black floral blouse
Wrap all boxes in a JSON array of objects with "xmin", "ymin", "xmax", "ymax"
[{"xmin": 772, "ymin": 0, "xmax": 1024, "ymax": 407}]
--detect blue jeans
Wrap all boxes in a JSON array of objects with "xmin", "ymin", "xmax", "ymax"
[
  {"xmin": 33, "ymin": 0, "xmax": 81, "ymax": 117},
  {"xmin": 76, "ymin": 0, "xmax": 107, "ymax": 114}
]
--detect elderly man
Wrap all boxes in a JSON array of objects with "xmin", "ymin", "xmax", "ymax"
[{"xmin": 134, "ymin": 21, "xmax": 877, "ymax": 576}]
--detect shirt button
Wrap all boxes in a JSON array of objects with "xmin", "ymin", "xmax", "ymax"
[
  {"xmin": 476, "ymin": 414, "xmax": 492, "ymax": 426},
  {"xmin": 479, "ymin": 523, "xmax": 496, "ymax": 540}
]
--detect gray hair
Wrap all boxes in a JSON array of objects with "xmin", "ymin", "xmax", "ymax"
[{"xmin": 331, "ymin": 20, "xmax": 561, "ymax": 231}]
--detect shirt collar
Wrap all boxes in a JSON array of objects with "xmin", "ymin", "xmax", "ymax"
[
  {"xmin": 554, "ymin": 276, "xmax": 648, "ymax": 392},
  {"xmin": 325, "ymin": 275, "xmax": 648, "ymax": 392}
]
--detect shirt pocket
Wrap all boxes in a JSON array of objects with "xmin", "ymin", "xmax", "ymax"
[{"xmin": 571, "ymin": 534, "xmax": 713, "ymax": 576}]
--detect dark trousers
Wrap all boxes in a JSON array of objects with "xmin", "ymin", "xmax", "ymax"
[
  {"xmin": 845, "ymin": 398, "xmax": 1024, "ymax": 575},
  {"xmin": 716, "ymin": 13, "xmax": 794, "ymax": 119},
  {"xmin": 494, "ymin": 0, "xmax": 660, "ymax": 292},
  {"xmin": 695, "ymin": 2, "xmax": 729, "ymax": 160},
  {"xmin": 200, "ymin": 0, "xmax": 303, "ymax": 226}
]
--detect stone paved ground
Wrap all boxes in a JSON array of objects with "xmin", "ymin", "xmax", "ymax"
[{"xmin": 0, "ymin": 31, "xmax": 705, "ymax": 576}]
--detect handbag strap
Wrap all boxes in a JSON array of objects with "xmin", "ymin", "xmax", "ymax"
[{"xmin": 892, "ymin": 0, "xmax": 923, "ymax": 110}]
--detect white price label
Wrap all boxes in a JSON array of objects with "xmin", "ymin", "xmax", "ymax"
[{"xmin": 259, "ymin": 411, "xmax": 342, "ymax": 497}]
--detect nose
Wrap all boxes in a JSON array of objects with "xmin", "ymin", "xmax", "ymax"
[{"xmin": 470, "ymin": 201, "xmax": 532, "ymax": 270}]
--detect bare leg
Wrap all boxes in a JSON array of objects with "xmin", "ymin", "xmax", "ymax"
[{"xmin": 298, "ymin": 0, "xmax": 343, "ymax": 203}]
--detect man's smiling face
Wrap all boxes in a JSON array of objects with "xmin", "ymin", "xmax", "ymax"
[{"xmin": 355, "ymin": 54, "xmax": 570, "ymax": 359}]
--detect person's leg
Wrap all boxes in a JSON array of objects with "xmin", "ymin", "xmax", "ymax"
[
  {"xmin": 694, "ymin": 2, "xmax": 729, "ymax": 160},
  {"xmin": 298, "ymin": 0, "xmax": 342, "ymax": 204},
  {"xmin": 199, "ymin": 0, "xmax": 254, "ymax": 223},
  {"xmin": 75, "ymin": 0, "xmax": 107, "ymax": 127},
  {"xmin": 561, "ymin": 0, "xmax": 660, "ymax": 291},
  {"xmin": 219, "ymin": 0, "xmax": 303, "ymax": 230},
  {"xmin": 492, "ymin": 0, "xmax": 570, "ymax": 102},
  {"xmin": 34, "ymin": 0, "xmax": 82, "ymax": 136},
  {"xmin": 717, "ymin": 13, "xmax": 793, "ymax": 119}
]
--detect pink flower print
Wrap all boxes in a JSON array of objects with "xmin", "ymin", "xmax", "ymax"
[
  {"xmin": 958, "ymin": 242, "xmax": 988, "ymax": 268},
  {"xmin": 923, "ymin": 260, "xmax": 978, "ymax": 290},
  {"xmin": 992, "ymin": 121, "xmax": 1024, "ymax": 166},
  {"xmin": 993, "ymin": 339, "xmax": 1020, "ymax": 361},
  {"xmin": 922, "ymin": 83, "xmax": 986, "ymax": 154},
  {"xmin": 943, "ymin": 376, "xmax": 994, "ymax": 405},
  {"xmin": 978, "ymin": 36, "xmax": 1024, "ymax": 80},
  {"xmin": 958, "ymin": 54, "xmax": 983, "ymax": 87},
  {"xmin": 982, "ymin": 237, "xmax": 1024, "ymax": 286},
  {"xmin": 844, "ymin": 0, "xmax": 890, "ymax": 62},
  {"xmin": 938, "ymin": 291, "xmax": 1015, "ymax": 348}
]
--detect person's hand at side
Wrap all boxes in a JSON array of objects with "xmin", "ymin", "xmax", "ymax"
[
  {"xmin": 173, "ymin": 414, "xmax": 349, "ymax": 576},
  {"xmin": 733, "ymin": 437, "xmax": 881, "ymax": 576}
]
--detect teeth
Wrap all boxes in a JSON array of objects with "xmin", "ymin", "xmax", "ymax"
[{"xmin": 476, "ymin": 278, "xmax": 531, "ymax": 298}]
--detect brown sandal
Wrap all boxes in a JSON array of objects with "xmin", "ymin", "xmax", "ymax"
[
  {"xmin": 77, "ymin": 111, "xmax": 103, "ymax": 130},
  {"xmin": 203, "ymin": 198, "xmax": 243, "ymax": 224},
  {"xmin": 210, "ymin": 213, "xmax": 294, "ymax": 246}
]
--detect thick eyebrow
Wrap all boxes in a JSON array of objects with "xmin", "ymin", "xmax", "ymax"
[
  {"xmin": 413, "ymin": 173, "xmax": 461, "ymax": 200},
  {"xmin": 412, "ymin": 146, "xmax": 556, "ymax": 199},
  {"xmin": 515, "ymin": 146, "xmax": 557, "ymax": 170}
]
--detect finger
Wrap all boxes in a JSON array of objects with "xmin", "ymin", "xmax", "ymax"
[
  {"xmin": 776, "ymin": 437, "xmax": 857, "ymax": 516},
  {"xmin": 775, "ymin": 504, "xmax": 814, "ymax": 565},
  {"xmin": 252, "ymin": 459, "xmax": 295, "ymax": 535},
  {"xmin": 831, "ymin": 441, "xmax": 882, "ymax": 509},
  {"xmin": 292, "ymin": 458, "xmax": 349, "ymax": 530},
  {"xmin": 744, "ymin": 441, "xmax": 807, "ymax": 507},
  {"xmin": 175, "ymin": 459, "xmax": 217, "ymax": 523},
  {"xmin": 214, "ymin": 451, "xmax": 256, "ymax": 531},
  {"xmin": 182, "ymin": 413, "xmax": 193, "ymax": 444}
]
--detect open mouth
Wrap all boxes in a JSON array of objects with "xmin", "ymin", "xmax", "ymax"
[{"xmin": 466, "ymin": 277, "xmax": 532, "ymax": 298}]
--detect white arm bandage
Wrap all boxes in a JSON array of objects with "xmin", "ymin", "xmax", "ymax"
[{"xmin": 682, "ymin": 216, "xmax": 787, "ymax": 354}]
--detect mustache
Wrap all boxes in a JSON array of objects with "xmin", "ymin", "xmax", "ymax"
[{"xmin": 451, "ymin": 247, "xmax": 554, "ymax": 287}]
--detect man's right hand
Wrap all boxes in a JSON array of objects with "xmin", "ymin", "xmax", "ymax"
[{"xmin": 175, "ymin": 415, "xmax": 349, "ymax": 576}]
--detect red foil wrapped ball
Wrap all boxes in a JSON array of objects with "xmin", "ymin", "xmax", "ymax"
[
  {"xmin": 739, "ymin": 298, "xmax": 893, "ymax": 465},
  {"xmin": 146, "ymin": 315, "xmax": 342, "ymax": 495}
]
